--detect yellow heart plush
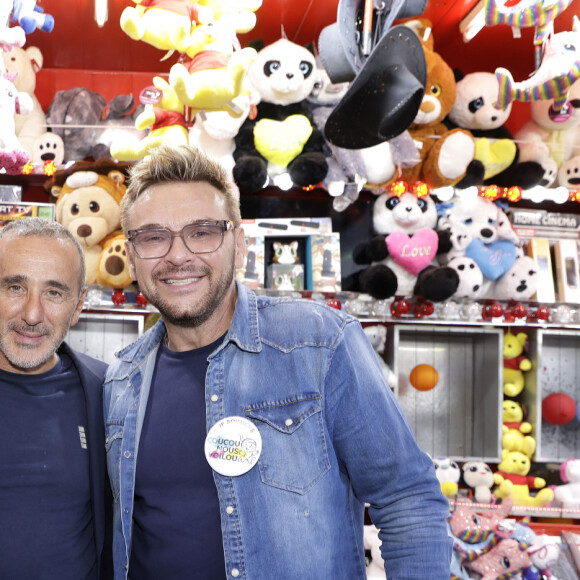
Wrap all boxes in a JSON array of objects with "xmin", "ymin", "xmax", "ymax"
[
  {"xmin": 475, "ymin": 137, "xmax": 517, "ymax": 180},
  {"xmin": 254, "ymin": 115, "xmax": 313, "ymax": 167}
]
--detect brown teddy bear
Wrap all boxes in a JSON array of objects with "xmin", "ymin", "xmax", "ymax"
[
  {"xmin": 399, "ymin": 43, "xmax": 480, "ymax": 188},
  {"xmin": 45, "ymin": 158, "xmax": 133, "ymax": 287}
]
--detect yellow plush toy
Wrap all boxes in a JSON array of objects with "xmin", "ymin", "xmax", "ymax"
[
  {"xmin": 46, "ymin": 159, "xmax": 132, "ymax": 285},
  {"xmin": 503, "ymin": 330, "xmax": 532, "ymax": 397},
  {"xmin": 168, "ymin": 21, "xmax": 256, "ymax": 114},
  {"xmin": 110, "ymin": 76, "xmax": 188, "ymax": 162},
  {"xmin": 502, "ymin": 400, "xmax": 536, "ymax": 457},
  {"xmin": 494, "ymin": 449, "xmax": 554, "ymax": 507},
  {"xmin": 120, "ymin": 0, "xmax": 214, "ymax": 55}
]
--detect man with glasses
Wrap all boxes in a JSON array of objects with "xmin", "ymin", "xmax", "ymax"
[{"xmin": 104, "ymin": 144, "xmax": 451, "ymax": 579}]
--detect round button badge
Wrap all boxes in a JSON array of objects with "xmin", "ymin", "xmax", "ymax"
[{"xmin": 205, "ymin": 416, "xmax": 262, "ymax": 477}]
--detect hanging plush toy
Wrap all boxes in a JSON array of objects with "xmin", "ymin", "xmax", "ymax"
[
  {"xmin": 233, "ymin": 38, "xmax": 328, "ymax": 192},
  {"xmin": 0, "ymin": 73, "xmax": 33, "ymax": 174},
  {"xmin": 0, "ymin": 1, "xmax": 25, "ymax": 53},
  {"xmin": 110, "ymin": 76, "xmax": 188, "ymax": 162},
  {"xmin": 12, "ymin": 0, "xmax": 55, "ymax": 35},
  {"xmin": 495, "ymin": 17, "xmax": 580, "ymax": 114},
  {"xmin": 484, "ymin": 0, "xmax": 574, "ymax": 46}
]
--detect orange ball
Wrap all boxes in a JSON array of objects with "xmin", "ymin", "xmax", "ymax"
[{"xmin": 409, "ymin": 364, "xmax": 439, "ymax": 391}]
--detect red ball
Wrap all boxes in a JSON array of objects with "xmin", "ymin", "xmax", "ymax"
[{"xmin": 542, "ymin": 393, "xmax": 577, "ymax": 425}]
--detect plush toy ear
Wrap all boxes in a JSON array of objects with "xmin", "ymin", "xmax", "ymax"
[
  {"xmin": 453, "ymin": 68, "xmax": 465, "ymax": 83},
  {"xmin": 26, "ymin": 46, "xmax": 44, "ymax": 74},
  {"xmin": 108, "ymin": 170, "xmax": 126, "ymax": 190}
]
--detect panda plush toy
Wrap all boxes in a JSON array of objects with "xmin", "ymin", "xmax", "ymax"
[
  {"xmin": 233, "ymin": 38, "xmax": 328, "ymax": 193},
  {"xmin": 344, "ymin": 188, "xmax": 461, "ymax": 302},
  {"xmin": 446, "ymin": 71, "xmax": 545, "ymax": 189}
]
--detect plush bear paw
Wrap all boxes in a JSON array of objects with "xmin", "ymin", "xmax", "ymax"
[
  {"xmin": 233, "ymin": 156, "xmax": 269, "ymax": 192},
  {"xmin": 288, "ymin": 152, "xmax": 328, "ymax": 188},
  {"xmin": 414, "ymin": 265, "xmax": 460, "ymax": 302},
  {"xmin": 437, "ymin": 129, "xmax": 476, "ymax": 180},
  {"xmin": 359, "ymin": 264, "xmax": 399, "ymax": 300}
]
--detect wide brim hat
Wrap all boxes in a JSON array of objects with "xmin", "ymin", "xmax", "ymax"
[
  {"xmin": 318, "ymin": 0, "xmax": 428, "ymax": 84},
  {"xmin": 324, "ymin": 24, "xmax": 427, "ymax": 149}
]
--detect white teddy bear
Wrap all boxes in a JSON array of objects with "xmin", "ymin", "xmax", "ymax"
[{"xmin": 0, "ymin": 74, "xmax": 33, "ymax": 174}]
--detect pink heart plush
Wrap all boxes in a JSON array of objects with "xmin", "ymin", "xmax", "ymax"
[{"xmin": 385, "ymin": 229, "xmax": 439, "ymax": 275}]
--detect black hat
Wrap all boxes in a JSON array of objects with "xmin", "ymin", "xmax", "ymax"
[{"xmin": 324, "ymin": 25, "xmax": 426, "ymax": 149}]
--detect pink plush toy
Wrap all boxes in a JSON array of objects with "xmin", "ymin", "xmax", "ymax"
[
  {"xmin": 466, "ymin": 538, "xmax": 531, "ymax": 580},
  {"xmin": 0, "ymin": 73, "xmax": 33, "ymax": 174}
]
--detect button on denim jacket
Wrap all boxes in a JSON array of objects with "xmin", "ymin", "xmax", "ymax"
[{"xmin": 104, "ymin": 282, "xmax": 451, "ymax": 579}]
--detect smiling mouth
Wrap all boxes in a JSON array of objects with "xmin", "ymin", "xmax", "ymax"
[{"xmin": 164, "ymin": 277, "xmax": 201, "ymax": 286}]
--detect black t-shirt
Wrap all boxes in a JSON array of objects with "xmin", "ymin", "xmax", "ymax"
[
  {"xmin": 0, "ymin": 352, "xmax": 97, "ymax": 579},
  {"xmin": 130, "ymin": 336, "xmax": 226, "ymax": 579}
]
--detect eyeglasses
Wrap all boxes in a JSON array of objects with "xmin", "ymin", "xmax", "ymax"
[{"xmin": 128, "ymin": 220, "xmax": 234, "ymax": 259}]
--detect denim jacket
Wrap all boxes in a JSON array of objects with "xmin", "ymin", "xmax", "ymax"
[{"xmin": 104, "ymin": 282, "xmax": 451, "ymax": 579}]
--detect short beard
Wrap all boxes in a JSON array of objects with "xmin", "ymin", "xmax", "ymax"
[
  {"xmin": 0, "ymin": 323, "xmax": 62, "ymax": 371},
  {"xmin": 145, "ymin": 257, "xmax": 236, "ymax": 329}
]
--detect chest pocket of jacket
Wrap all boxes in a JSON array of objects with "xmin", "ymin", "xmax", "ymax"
[
  {"xmin": 105, "ymin": 424, "xmax": 124, "ymax": 501},
  {"xmin": 244, "ymin": 395, "xmax": 330, "ymax": 494}
]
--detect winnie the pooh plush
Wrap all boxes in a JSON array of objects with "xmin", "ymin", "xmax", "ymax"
[
  {"xmin": 494, "ymin": 449, "xmax": 554, "ymax": 507},
  {"xmin": 502, "ymin": 400, "xmax": 536, "ymax": 457},
  {"xmin": 503, "ymin": 330, "xmax": 532, "ymax": 397}
]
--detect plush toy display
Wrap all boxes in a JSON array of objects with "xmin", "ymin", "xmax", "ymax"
[
  {"xmin": 461, "ymin": 460, "xmax": 494, "ymax": 503},
  {"xmin": 503, "ymin": 400, "xmax": 536, "ymax": 457},
  {"xmin": 515, "ymin": 78, "xmax": 580, "ymax": 182},
  {"xmin": 494, "ymin": 449, "xmax": 554, "ymax": 506},
  {"xmin": 2, "ymin": 46, "xmax": 47, "ymax": 158},
  {"xmin": 446, "ymin": 70, "xmax": 544, "ymax": 189},
  {"xmin": 46, "ymin": 159, "xmax": 132, "ymax": 286},
  {"xmin": 96, "ymin": 231, "xmax": 133, "ymax": 289},
  {"xmin": 188, "ymin": 92, "xmax": 254, "ymax": 187},
  {"xmin": 438, "ymin": 194, "xmax": 538, "ymax": 301},
  {"xmin": 233, "ymin": 38, "xmax": 328, "ymax": 192},
  {"xmin": 494, "ymin": 17, "xmax": 580, "ymax": 114},
  {"xmin": 12, "ymin": 0, "xmax": 55, "ymax": 34},
  {"xmin": 433, "ymin": 456, "xmax": 461, "ymax": 498},
  {"xmin": 344, "ymin": 187, "xmax": 460, "ymax": 301},
  {"xmin": 362, "ymin": 325, "xmax": 397, "ymax": 388},
  {"xmin": 0, "ymin": 73, "xmax": 33, "ymax": 174},
  {"xmin": 168, "ymin": 22, "xmax": 257, "ymax": 115},
  {"xmin": 398, "ymin": 43, "xmax": 479, "ymax": 189},
  {"xmin": 31, "ymin": 130, "xmax": 64, "ymax": 167},
  {"xmin": 47, "ymin": 88, "xmax": 139, "ymax": 162},
  {"xmin": 553, "ymin": 458, "xmax": 580, "ymax": 511},
  {"xmin": 0, "ymin": 1, "xmax": 25, "ymax": 53},
  {"xmin": 503, "ymin": 330, "xmax": 532, "ymax": 397},
  {"xmin": 464, "ymin": 538, "xmax": 532, "ymax": 580},
  {"xmin": 110, "ymin": 76, "xmax": 188, "ymax": 162}
]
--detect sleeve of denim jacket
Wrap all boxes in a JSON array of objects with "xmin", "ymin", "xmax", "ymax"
[{"xmin": 324, "ymin": 318, "xmax": 452, "ymax": 579}]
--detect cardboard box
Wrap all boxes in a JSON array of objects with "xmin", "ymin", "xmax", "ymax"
[
  {"xmin": 236, "ymin": 236, "xmax": 265, "ymax": 289},
  {"xmin": 266, "ymin": 263, "xmax": 304, "ymax": 291},
  {"xmin": 553, "ymin": 239, "xmax": 580, "ymax": 303},
  {"xmin": 527, "ymin": 238, "xmax": 556, "ymax": 302},
  {"xmin": 309, "ymin": 233, "xmax": 341, "ymax": 292},
  {"xmin": 0, "ymin": 201, "xmax": 55, "ymax": 226},
  {"xmin": 509, "ymin": 208, "xmax": 580, "ymax": 241}
]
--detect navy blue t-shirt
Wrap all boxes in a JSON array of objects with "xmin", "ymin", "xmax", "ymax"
[
  {"xmin": 130, "ymin": 336, "xmax": 226, "ymax": 579},
  {"xmin": 0, "ymin": 352, "xmax": 97, "ymax": 579}
]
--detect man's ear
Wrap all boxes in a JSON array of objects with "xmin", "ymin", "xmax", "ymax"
[
  {"xmin": 234, "ymin": 227, "xmax": 246, "ymax": 270},
  {"xmin": 71, "ymin": 287, "xmax": 87, "ymax": 328},
  {"xmin": 125, "ymin": 240, "xmax": 137, "ymax": 281}
]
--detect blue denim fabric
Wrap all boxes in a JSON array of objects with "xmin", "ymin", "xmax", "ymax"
[{"xmin": 104, "ymin": 282, "xmax": 452, "ymax": 579}]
